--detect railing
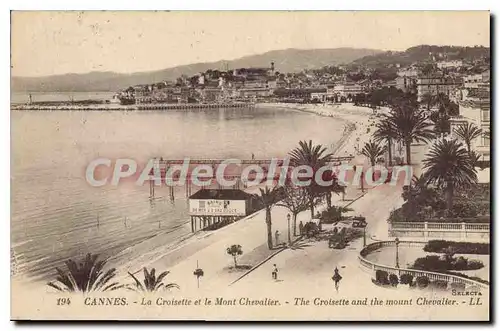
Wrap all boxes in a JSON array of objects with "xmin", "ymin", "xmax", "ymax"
[
  {"xmin": 389, "ymin": 221, "xmax": 490, "ymax": 240},
  {"xmin": 358, "ymin": 241, "xmax": 489, "ymax": 289}
]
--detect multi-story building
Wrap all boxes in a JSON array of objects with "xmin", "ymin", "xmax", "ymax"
[
  {"xmin": 329, "ymin": 82, "xmax": 365, "ymax": 99},
  {"xmin": 436, "ymin": 60, "xmax": 463, "ymax": 69},
  {"xmin": 395, "ymin": 76, "xmax": 417, "ymax": 93},
  {"xmin": 463, "ymin": 70, "xmax": 490, "ymax": 89},
  {"xmin": 397, "ymin": 68, "xmax": 419, "ymax": 77},
  {"xmin": 416, "ymin": 76, "xmax": 463, "ymax": 101},
  {"xmin": 450, "ymin": 95, "xmax": 490, "ymax": 167}
]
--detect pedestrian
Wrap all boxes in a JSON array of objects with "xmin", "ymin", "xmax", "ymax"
[
  {"xmin": 251, "ymin": 153, "xmax": 255, "ymax": 160},
  {"xmin": 332, "ymin": 267, "xmax": 342, "ymax": 290},
  {"xmin": 272, "ymin": 264, "xmax": 278, "ymax": 280},
  {"xmin": 299, "ymin": 221, "xmax": 304, "ymax": 236},
  {"xmin": 275, "ymin": 230, "xmax": 280, "ymax": 246}
]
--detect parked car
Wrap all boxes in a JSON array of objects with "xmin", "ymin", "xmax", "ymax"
[
  {"xmin": 329, "ymin": 238, "xmax": 347, "ymax": 249},
  {"xmin": 352, "ymin": 218, "xmax": 367, "ymax": 228}
]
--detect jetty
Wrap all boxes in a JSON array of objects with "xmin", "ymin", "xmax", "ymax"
[{"xmin": 11, "ymin": 102, "xmax": 256, "ymax": 111}]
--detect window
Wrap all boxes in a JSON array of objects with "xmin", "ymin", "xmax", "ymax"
[
  {"xmin": 481, "ymin": 110, "xmax": 490, "ymax": 122},
  {"xmin": 482, "ymin": 135, "xmax": 490, "ymax": 147}
]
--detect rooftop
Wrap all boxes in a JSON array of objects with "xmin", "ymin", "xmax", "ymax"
[{"xmin": 189, "ymin": 189, "xmax": 253, "ymax": 200}]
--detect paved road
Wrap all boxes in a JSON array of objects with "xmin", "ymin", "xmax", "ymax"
[{"xmin": 229, "ymin": 183, "xmax": 405, "ymax": 297}]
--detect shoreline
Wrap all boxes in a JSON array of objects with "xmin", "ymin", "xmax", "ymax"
[
  {"xmin": 14, "ymin": 102, "xmax": 377, "ymax": 287},
  {"xmin": 118, "ymin": 103, "xmax": 378, "ymax": 279},
  {"xmin": 257, "ymin": 102, "xmax": 385, "ymax": 159}
]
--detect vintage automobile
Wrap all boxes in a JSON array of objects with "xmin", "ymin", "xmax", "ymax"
[{"xmin": 352, "ymin": 219, "xmax": 368, "ymax": 228}]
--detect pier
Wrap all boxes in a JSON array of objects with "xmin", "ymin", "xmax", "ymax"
[
  {"xmin": 11, "ymin": 102, "xmax": 256, "ymax": 111},
  {"xmin": 147, "ymin": 156, "xmax": 354, "ymax": 200}
]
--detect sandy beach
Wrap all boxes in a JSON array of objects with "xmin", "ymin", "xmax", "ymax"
[
  {"xmin": 13, "ymin": 102, "xmax": 380, "ymax": 289},
  {"xmin": 113, "ymin": 103, "xmax": 383, "ymax": 290}
]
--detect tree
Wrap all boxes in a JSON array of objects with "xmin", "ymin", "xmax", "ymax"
[
  {"xmin": 47, "ymin": 253, "xmax": 123, "ymax": 293},
  {"xmin": 226, "ymin": 244, "xmax": 243, "ymax": 268},
  {"xmin": 361, "ymin": 140, "xmax": 386, "ymax": 167},
  {"xmin": 128, "ymin": 268, "xmax": 179, "ymax": 292},
  {"xmin": 289, "ymin": 140, "xmax": 333, "ymax": 218},
  {"xmin": 430, "ymin": 109, "xmax": 451, "ymax": 138},
  {"xmin": 277, "ymin": 185, "xmax": 309, "ymax": 236},
  {"xmin": 255, "ymin": 186, "xmax": 280, "ymax": 249},
  {"xmin": 454, "ymin": 122, "xmax": 482, "ymax": 152},
  {"xmin": 423, "ymin": 139, "xmax": 478, "ymax": 210},
  {"xmin": 317, "ymin": 169, "xmax": 345, "ymax": 209},
  {"xmin": 385, "ymin": 102, "xmax": 434, "ymax": 165},
  {"xmin": 373, "ymin": 119, "xmax": 398, "ymax": 166},
  {"xmin": 420, "ymin": 93, "xmax": 436, "ymax": 112}
]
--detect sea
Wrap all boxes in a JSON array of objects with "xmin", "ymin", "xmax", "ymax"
[{"xmin": 11, "ymin": 92, "xmax": 345, "ymax": 281}]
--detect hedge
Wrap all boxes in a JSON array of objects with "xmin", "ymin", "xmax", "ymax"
[{"xmin": 423, "ymin": 240, "xmax": 490, "ymax": 255}]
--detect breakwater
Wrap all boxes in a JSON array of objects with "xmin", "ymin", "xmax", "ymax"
[{"xmin": 11, "ymin": 102, "xmax": 256, "ymax": 111}]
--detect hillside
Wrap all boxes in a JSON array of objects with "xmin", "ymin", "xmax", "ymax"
[
  {"xmin": 352, "ymin": 45, "xmax": 490, "ymax": 68},
  {"xmin": 11, "ymin": 48, "xmax": 381, "ymax": 92}
]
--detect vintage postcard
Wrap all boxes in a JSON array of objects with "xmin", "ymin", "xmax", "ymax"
[{"xmin": 10, "ymin": 11, "xmax": 491, "ymax": 321}]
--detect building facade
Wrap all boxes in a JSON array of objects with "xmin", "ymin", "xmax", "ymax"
[{"xmin": 416, "ymin": 76, "xmax": 462, "ymax": 101}]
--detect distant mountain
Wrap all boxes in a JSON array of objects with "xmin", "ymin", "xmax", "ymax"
[
  {"xmin": 352, "ymin": 45, "xmax": 490, "ymax": 68},
  {"xmin": 11, "ymin": 48, "xmax": 382, "ymax": 92}
]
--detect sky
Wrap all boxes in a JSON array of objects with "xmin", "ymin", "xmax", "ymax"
[{"xmin": 11, "ymin": 11, "xmax": 490, "ymax": 77}]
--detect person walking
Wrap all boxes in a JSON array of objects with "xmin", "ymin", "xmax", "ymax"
[
  {"xmin": 298, "ymin": 221, "xmax": 304, "ymax": 236},
  {"xmin": 332, "ymin": 267, "xmax": 342, "ymax": 291},
  {"xmin": 275, "ymin": 230, "xmax": 280, "ymax": 247},
  {"xmin": 272, "ymin": 264, "xmax": 278, "ymax": 280}
]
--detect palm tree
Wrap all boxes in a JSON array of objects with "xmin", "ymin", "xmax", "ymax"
[
  {"xmin": 484, "ymin": 129, "xmax": 491, "ymax": 140},
  {"xmin": 454, "ymin": 122, "xmax": 482, "ymax": 152},
  {"xmin": 373, "ymin": 120, "xmax": 397, "ymax": 166},
  {"xmin": 361, "ymin": 140, "xmax": 386, "ymax": 167},
  {"xmin": 256, "ymin": 186, "xmax": 279, "ymax": 249},
  {"xmin": 289, "ymin": 140, "xmax": 333, "ymax": 218},
  {"xmin": 423, "ymin": 139, "xmax": 478, "ymax": 210},
  {"xmin": 385, "ymin": 102, "xmax": 434, "ymax": 165},
  {"xmin": 420, "ymin": 93, "xmax": 436, "ymax": 112},
  {"xmin": 128, "ymin": 268, "xmax": 179, "ymax": 292},
  {"xmin": 430, "ymin": 110, "xmax": 451, "ymax": 139},
  {"xmin": 47, "ymin": 253, "xmax": 122, "ymax": 293}
]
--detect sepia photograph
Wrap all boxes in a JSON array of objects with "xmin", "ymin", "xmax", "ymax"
[{"xmin": 9, "ymin": 10, "xmax": 491, "ymax": 321}]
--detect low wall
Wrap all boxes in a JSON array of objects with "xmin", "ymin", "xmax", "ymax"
[
  {"xmin": 358, "ymin": 240, "xmax": 488, "ymax": 290},
  {"xmin": 389, "ymin": 222, "xmax": 490, "ymax": 241}
]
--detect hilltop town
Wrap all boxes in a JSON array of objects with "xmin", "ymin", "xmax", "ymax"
[{"xmin": 113, "ymin": 45, "xmax": 489, "ymax": 107}]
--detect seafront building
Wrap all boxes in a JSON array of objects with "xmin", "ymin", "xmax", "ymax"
[
  {"xmin": 416, "ymin": 75, "xmax": 462, "ymax": 101},
  {"xmin": 450, "ymin": 84, "xmax": 490, "ymax": 168}
]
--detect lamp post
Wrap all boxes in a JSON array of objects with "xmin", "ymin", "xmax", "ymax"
[
  {"xmin": 363, "ymin": 227, "xmax": 366, "ymax": 247},
  {"xmin": 395, "ymin": 237, "xmax": 400, "ymax": 269},
  {"xmin": 287, "ymin": 213, "xmax": 291, "ymax": 246}
]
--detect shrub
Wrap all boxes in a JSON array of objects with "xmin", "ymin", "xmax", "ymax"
[
  {"xmin": 423, "ymin": 240, "xmax": 490, "ymax": 255},
  {"xmin": 412, "ymin": 255, "xmax": 445, "ymax": 271},
  {"xmin": 450, "ymin": 282, "xmax": 466, "ymax": 291},
  {"xmin": 449, "ymin": 201, "xmax": 479, "ymax": 218},
  {"xmin": 429, "ymin": 279, "xmax": 448, "ymax": 290},
  {"xmin": 411, "ymin": 255, "xmax": 484, "ymax": 272},
  {"xmin": 452, "ymin": 256, "xmax": 468, "ymax": 270},
  {"xmin": 465, "ymin": 259, "xmax": 484, "ymax": 270},
  {"xmin": 375, "ymin": 270, "xmax": 389, "ymax": 285},
  {"xmin": 399, "ymin": 274, "xmax": 414, "ymax": 285},
  {"xmin": 389, "ymin": 273, "xmax": 399, "ymax": 287},
  {"xmin": 416, "ymin": 276, "xmax": 430, "ymax": 288}
]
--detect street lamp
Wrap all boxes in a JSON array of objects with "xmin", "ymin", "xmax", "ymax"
[
  {"xmin": 287, "ymin": 213, "xmax": 291, "ymax": 246},
  {"xmin": 394, "ymin": 237, "xmax": 400, "ymax": 269},
  {"xmin": 363, "ymin": 227, "xmax": 366, "ymax": 247}
]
